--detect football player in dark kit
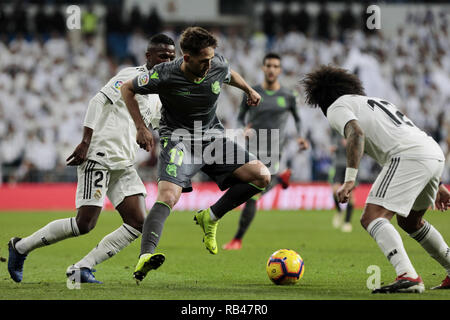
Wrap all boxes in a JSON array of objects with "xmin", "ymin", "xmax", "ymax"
[
  {"xmin": 121, "ymin": 26, "xmax": 271, "ymax": 282},
  {"xmin": 223, "ymin": 53, "xmax": 309, "ymax": 250}
]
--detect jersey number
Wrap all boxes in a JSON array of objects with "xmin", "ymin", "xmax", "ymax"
[
  {"xmin": 169, "ymin": 148, "xmax": 184, "ymax": 166},
  {"xmin": 367, "ymin": 99, "xmax": 414, "ymax": 127},
  {"xmin": 94, "ymin": 171, "xmax": 104, "ymax": 188}
]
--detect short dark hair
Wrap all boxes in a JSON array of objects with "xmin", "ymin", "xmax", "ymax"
[
  {"xmin": 263, "ymin": 52, "xmax": 281, "ymax": 65},
  {"xmin": 179, "ymin": 26, "xmax": 218, "ymax": 56},
  {"xmin": 301, "ymin": 65, "xmax": 366, "ymax": 115},
  {"xmin": 148, "ymin": 33, "xmax": 175, "ymax": 50}
]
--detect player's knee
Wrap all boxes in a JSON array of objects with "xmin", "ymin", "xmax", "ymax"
[
  {"xmin": 397, "ymin": 216, "xmax": 424, "ymax": 234},
  {"xmin": 360, "ymin": 212, "xmax": 381, "ymax": 229},
  {"xmin": 256, "ymin": 164, "xmax": 271, "ymax": 188},
  {"xmin": 157, "ymin": 193, "xmax": 179, "ymax": 210},
  {"xmin": 75, "ymin": 216, "xmax": 96, "ymax": 235},
  {"xmin": 123, "ymin": 214, "xmax": 144, "ymax": 233},
  {"xmin": 360, "ymin": 214, "xmax": 372, "ymax": 230}
]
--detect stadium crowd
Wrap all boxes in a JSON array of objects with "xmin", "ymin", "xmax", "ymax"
[{"xmin": 0, "ymin": 3, "xmax": 449, "ymax": 185}]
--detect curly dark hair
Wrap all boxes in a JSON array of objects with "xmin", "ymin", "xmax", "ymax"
[
  {"xmin": 301, "ymin": 65, "xmax": 366, "ymax": 115},
  {"xmin": 179, "ymin": 26, "xmax": 218, "ymax": 56}
]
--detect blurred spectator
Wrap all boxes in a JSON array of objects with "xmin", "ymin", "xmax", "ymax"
[
  {"xmin": 316, "ymin": 2, "xmax": 331, "ymax": 40},
  {"xmin": 0, "ymin": 4, "xmax": 448, "ymax": 184},
  {"xmin": 260, "ymin": 3, "xmax": 277, "ymax": 49},
  {"xmin": 144, "ymin": 7, "xmax": 163, "ymax": 35},
  {"xmin": 279, "ymin": 1, "xmax": 295, "ymax": 34},
  {"xmin": 295, "ymin": 3, "xmax": 311, "ymax": 36},
  {"xmin": 128, "ymin": 6, "xmax": 144, "ymax": 32},
  {"xmin": 337, "ymin": 3, "xmax": 357, "ymax": 38},
  {"xmin": 50, "ymin": 6, "xmax": 67, "ymax": 35},
  {"xmin": 34, "ymin": 4, "xmax": 51, "ymax": 35},
  {"xmin": 11, "ymin": 2, "xmax": 29, "ymax": 35}
]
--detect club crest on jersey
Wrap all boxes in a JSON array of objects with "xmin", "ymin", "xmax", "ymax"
[
  {"xmin": 211, "ymin": 81, "xmax": 220, "ymax": 94},
  {"xmin": 166, "ymin": 164, "xmax": 177, "ymax": 177},
  {"xmin": 277, "ymin": 96, "xmax": 286, "ymax": 108},
  {"xmin": 93, "ymin": 189, "xmax": 102, "ymax": 200},
  {"xmin": 138, "ymin": 74, "xmax": 149, "ymax": 87},
  {"xmin": 114, "ymin": 80, "xmax": 123, "ymax": 89}
]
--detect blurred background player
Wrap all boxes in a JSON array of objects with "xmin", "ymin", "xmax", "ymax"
[
  {"xmin": 302, "ymin": 65, "xmax": 450, "ymax": 293},
  {"xmin": 329, "ymin": 131, "xmax": 354, "ymax": 232},
  {"xmin": 223, "ymin": 53, "xmax": 309, "ymax": 250},
  {"xmin": 121, "ymin": 26, "xmax": 270, "ymax": 282},
  {"xmin": 7, "ymin": 34, "xmax": 176, "ymax": 284}
]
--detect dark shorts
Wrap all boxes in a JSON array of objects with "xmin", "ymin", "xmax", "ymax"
[{"xmin": 158, "ymin": 136, "xmax": 257, "ymax": 192}]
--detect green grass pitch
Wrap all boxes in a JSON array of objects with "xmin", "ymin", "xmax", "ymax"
[{"xmin": 1, "ymin": 209, "xmax": 450, "ymax": 300}]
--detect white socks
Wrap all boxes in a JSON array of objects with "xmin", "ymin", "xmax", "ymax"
[
  {"xmin": 74, "ymin": 224, "xmax": 141, "ymax": 269},
  {"xmin": 15, "ymin": 217, "xmax": 80, "ymax": 255},
  {"xmin": 367, "ymin": 218, "xmax": 418, "ymax": 279},
  {"xmin": 410, "ymin": 221, "xmax": 450, "ymax": 276}
]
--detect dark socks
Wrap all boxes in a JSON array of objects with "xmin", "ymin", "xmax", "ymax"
[
  {"xmin": 140, "ymin": 202, "xmax": 171, "ymax": 256},
  {"xmin": 211, "ymin": 183, "xmax": 263, "ymax": 219},
  {"xmin": 234, "ymin": 198, "xmax": 257, "ymax": 240}
]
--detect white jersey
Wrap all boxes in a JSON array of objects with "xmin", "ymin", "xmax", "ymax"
[
  {"xmin": 87, "ymin": 65, "xmax": 161, "ymax": 170},
  {"xmin": 327, "ymin": 95, "xmax": 444, "ymax": 166}
]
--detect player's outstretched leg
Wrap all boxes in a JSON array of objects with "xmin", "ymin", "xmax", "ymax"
[
  {"xmin": 133, "ymin": 201, "xmax": 171, "ymax": 282},
  {"xmin": 223, "ymin": 172, "xmax": 283, "ymax": 250},
  {"xmin": 68, "ymin": 195, "xmax": 145, "ymax": 284},
  {"xmin": 196, "ymin": 161, "xmax": 270, "ymax": 254},
  {"xmin": 133, "ymin": 182, "xmax": 180, "ymax": 283},
  {"xmin": 397, "ymin": 210, "xmax": 450, "ymax": 290},
  {"xmin": 7, "ymin": 213, "xmax": 90, "ymax": 282},
  {"xmin": 361, "ymin": 204, "xmax": 424, "ymax": 293}
]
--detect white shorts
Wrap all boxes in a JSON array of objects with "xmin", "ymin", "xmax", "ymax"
[
  {"xmin": 366, "ymin": 157, "xmax": 444, "ymax": 217},
  {"xmin": 75, "ymin": 160, "xmax": 147, "ymax": 209}
]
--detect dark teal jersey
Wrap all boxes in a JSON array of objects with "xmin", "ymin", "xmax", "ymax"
[{"xmin": 132, "ymin": 53, "xmax": 231, "ymax": 139}]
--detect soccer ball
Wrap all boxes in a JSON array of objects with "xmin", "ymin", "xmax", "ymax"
[{"xmin": 266, "ymin": 249, "xmax": 305, "ymax": 285}]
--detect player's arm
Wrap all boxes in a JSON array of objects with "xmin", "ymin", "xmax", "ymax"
[
  {"xmin": 66, "ymin": 92, "xmax": 108, "ymax": 166},
  {"xmin": 237, "ymin": 95, "xmax": 249, "ymax": 127},
  {"xmin": 337, "ymin": 120, "xmax": 365, "ymax": 203},
  {"xmin": 121, "ymin": 79, "xmax": 154, "ymax": 152},
  {"xmin": 228, "ymin": 69, "xmax": 261, "ymax": 106}
]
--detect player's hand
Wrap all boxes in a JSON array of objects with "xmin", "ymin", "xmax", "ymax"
[
  {"xmin": 297, "ymin": 137, "xmax": 309, "ymax": 151},
  {"xmin": 66, "ymin": 142, "xmax": 89, "ymax": 166},
  {"xmin": 246, "ymin": 89, "xmax": 261, "ymax": 106},
  {"xmin": 435, "ymin": 184, "xmax": 450, "ymax": 211},
  {"xmin": 136, "ymin": 126, "xmax": 154, "ymax": 152},
  {"xmin": 337, "ymin": 181, "xmax": 355, "ymax": 203}
]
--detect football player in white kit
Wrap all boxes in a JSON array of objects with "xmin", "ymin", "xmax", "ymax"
[
  {"xmin": 302, "ymin": 65, "xmax": 450, "ymax": 293},
  {"xmin": 7, "ymin": 34, "xmax": 176, "ymax": 284}
]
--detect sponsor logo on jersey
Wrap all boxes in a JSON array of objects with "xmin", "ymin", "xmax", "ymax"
[
  {"xmin": 211, "ymin": 81, "xmax": 220, "ymax": 94},
  {"xmin": 114, "ymin": 80, "xmax": 123, "ymax": 89},
  {"xmin": 138, "ymin": 74, "xmax": 149, "ymax": 87}
]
